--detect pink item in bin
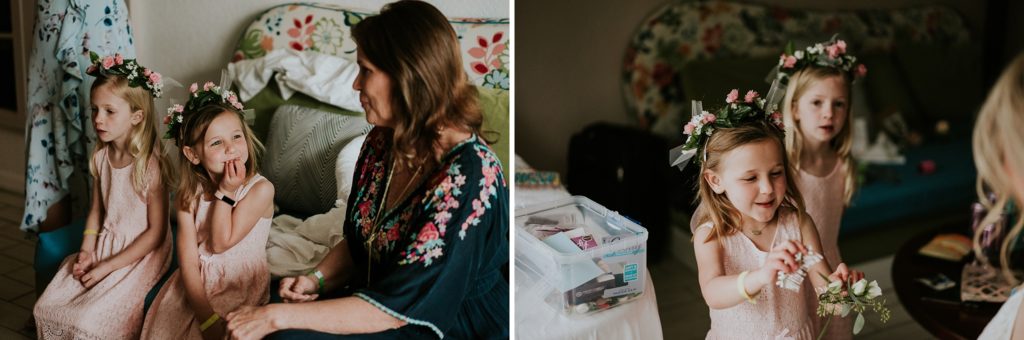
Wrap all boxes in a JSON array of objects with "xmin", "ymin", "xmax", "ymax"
[{"xmin": 515, "ymin": 196, "xmax": 649, "ymax": 316}]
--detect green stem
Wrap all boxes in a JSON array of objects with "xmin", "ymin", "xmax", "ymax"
[{"xmin": 816, "ymin": 317, "xmax": 833, "ymax": 340}]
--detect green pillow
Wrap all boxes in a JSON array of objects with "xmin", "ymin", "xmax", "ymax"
[
  {"xmin": 243, "ymin": 78, "xmax": 362, "ymax": 141},
  {"xmin": 680, "ymin": 56, "xmax": 778, "ymax": 117},
  {"xmin": 244, "ymin": 84, "xmax": 509, "ymax": 178},
  {"xmin": 860, "ymin": 53, "xmax": 927, "ymax": 134},
  {"xmin": 478, "ymin": 87, "xmax": 510, "ymax": 176},
  {"xmin": 893, "ymin": 42, "xmax": 984, "ymax": 126}
]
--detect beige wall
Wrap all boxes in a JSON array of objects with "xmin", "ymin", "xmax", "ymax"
[
  {"xmin": 129, "ymin": 0, "xmax": 508, "ymax": 93},
  {"xmin": 1, "ymin": 0, "xmax": 507, "ymax": 194},
  {"xmin": 515, "ymin": 0, "xmax": 987, "ymax": 177}
]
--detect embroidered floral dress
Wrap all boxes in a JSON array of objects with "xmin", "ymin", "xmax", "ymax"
[{"xmin": 340, "ymin": 128, "xmax": 509, "ymax": 339}]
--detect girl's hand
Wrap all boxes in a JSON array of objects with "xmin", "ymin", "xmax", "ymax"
[
  {"xmin": 753, "ymin": 240, "xmax": 806, "ymax": 287},
  {"xmin": 80, "ymin": 261, "xmax": 114, "ymax": 288},
  {"xmin": 828, "ymin": 263, "xmax": 864, "ymax": 285},
  {"xmin": 219, "ymin": 159, "xmax": 246, "ymax": 194},
  {"xmin": 72, "ymin": 251, "xmax": 96, "ymax": 280},
  {"xmin": 226, "ymin": 305, "xmax": 280, "ymax": 340},
  {"xmin": 278, "ymin": 275, "xmax": 319, "ymax": 303}
]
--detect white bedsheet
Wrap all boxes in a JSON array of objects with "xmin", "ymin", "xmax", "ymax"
[{"xmin": 227, "ymin": 49, "xmax": 363, "ymax": 112}]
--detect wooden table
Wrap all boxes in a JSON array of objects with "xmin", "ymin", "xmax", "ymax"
[{"xmin": 891, "ymin": 219, "xmax": 1002, "ymax": 339}]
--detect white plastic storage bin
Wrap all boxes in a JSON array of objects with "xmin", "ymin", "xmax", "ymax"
[{"xmin": 515, "ymin": 196, "xmax": 649, "ymax": 315}]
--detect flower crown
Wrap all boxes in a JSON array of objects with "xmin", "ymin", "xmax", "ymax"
[
  {"xmin": 86, "ymin": 52, "xmax": 164, "ymax": 98},
  {"xmin": 163, "ymin": 81, "xmax": 245, "ymax": 145},
  {"xmin": 774, "ymin": 36, "xmax": 867, "ymax": 86},
  {"xmin": 669, "ymin": 89, "xmax": 783, "ymax": 170}
]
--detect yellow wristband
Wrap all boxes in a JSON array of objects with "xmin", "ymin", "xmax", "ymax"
[
  {"xmin": 199, "ymin": 313, "xmax": 220, "ymax": 332},
  {"xmin": 83, "ymin": 229, "xmax": 98, "ymax": 236},
  {"xmin": 737, "ymin": 271, "xmax": 757, "ymax": 304}
]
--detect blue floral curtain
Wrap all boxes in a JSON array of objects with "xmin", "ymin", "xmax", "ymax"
[{"xmin": 22, "ymin": 0, "xmax": 135, "ymax": 232}]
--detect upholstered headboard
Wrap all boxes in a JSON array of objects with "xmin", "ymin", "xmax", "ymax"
[
  {"xmin": 227, "ymin": 4, "xmax": 511, "ymax": 215},
  {"xmin": 232, "ymin": 3, "xmax": 510, "ymax": 90},
  {"xmin": 623, "ymin": 1, "xmax": 972, "ymax": 137}
]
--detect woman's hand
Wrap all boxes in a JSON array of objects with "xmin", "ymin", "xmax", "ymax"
[
  {"xmin": 226, "ymin": 305, "xmax": 280, "ymax": 340},
  {"xmin": 80, "ymin": 260, "xmax": 114, "ymax": 288},
  {"xmin": 71, "ymin": 250, "xmax": 96, "ymax": 280},
  {"xmin": 753, "ymin": 240, "xmax": 805, "ymax": 287},
  {"xmin": 219, "ymin": 159, "xmax": 246, "ymax": 195},
  {"xmin": 279, "ymin": 275, "xmax": 319, "ymax": 303}
]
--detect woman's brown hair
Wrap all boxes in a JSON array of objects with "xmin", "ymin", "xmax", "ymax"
[{"xmin": 352, "ymin": 0, "xmax": 488, "ymax": 169}]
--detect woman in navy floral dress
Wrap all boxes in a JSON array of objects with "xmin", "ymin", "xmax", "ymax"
[{"xmin": 222, "ymin": 1, "xmax": 509, "ymax": 339}]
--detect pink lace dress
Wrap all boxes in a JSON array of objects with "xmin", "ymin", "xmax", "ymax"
[
  {"xmin": 33, "ymin": 147, "xmax": 172, "ymax": 340},
  {"xmin": 140, "ymin": 175, "xmax": 272, "ymax": 339},
  {"xmin": 796, "ymin": 160, "xmax": 851, "ymax": 339},
  {"xmin": 697, "ymin": 208, "xmax": 815, "ymax": 340}
]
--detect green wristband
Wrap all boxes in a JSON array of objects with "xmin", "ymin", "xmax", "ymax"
[{"xmin": 310, "ymin": 269, "xmax": 325, "ymax": 295}]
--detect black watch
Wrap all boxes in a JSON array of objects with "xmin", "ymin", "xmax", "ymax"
[{"xmin": 215, "ymin": 191, "xmax": 237, "ymax": 207}]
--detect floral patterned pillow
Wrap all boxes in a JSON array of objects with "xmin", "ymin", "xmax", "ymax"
[{"xmin": 232, "ymin": 3, "xmax": 509, "ymax": 91}]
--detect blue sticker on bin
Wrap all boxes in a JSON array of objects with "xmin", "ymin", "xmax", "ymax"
[{"xmin": 624, "ymin": 263, "xmax": 638, "ymax": 282}]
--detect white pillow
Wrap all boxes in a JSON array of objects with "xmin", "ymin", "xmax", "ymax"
[{"xmin": 335, "ymin": 133, "xmax": 367, "ymax": 208}]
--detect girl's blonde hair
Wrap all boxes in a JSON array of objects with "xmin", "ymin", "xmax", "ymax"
[
  {"xmin": 782, "ymin": 66, "xmax": 856, "ymax": 205},
  {"xmin": 174, "ymin": 103, "xmax": 264, "ymax": 211},
  {"xmin": 972, "ymin": 53, "xmax": 1024, "ymax": 284},
  {"xmin": 89, "ymin": 76, "xmax": 167, "ymax": 197},
  {"xmin": 696, "ymin": 121, "xmax": 808, "ymax": 243}
]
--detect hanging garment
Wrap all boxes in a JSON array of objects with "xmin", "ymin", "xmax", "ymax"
[{"xmin": 22, "ymin": 0, "xmax": 135, "ymax": 232}]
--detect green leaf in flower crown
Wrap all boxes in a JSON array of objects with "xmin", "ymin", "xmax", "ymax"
[
  {"xmin": 90, "ymin": 51, "xmax": 100, "ymax": 63},
  {"xmin": 344, "ymin": 11, "xmax": 363, "ymax": 26},
  {"xmin": 840, "ymin": 304, "xmax": 850, "ymax": 317},
  {"xmin": 853, "ymin": 313, "xmax": 865, "ymax": 334},
  {"xmin": 785, "ymin": 41, "xmax": 795, "ymax": 55}
]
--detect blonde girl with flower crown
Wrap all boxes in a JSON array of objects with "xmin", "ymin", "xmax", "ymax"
[
  {"xmin": 687, "ymin": 90, "xmax": 863, "ymax": 339},
  {"xmin": 775, "ymin": 38, "xmax": 866, "ymax": 340},
  {"xmin": 33, "ymin": 53, "xmax": 172, "ymax": 339},
  {"xmin": 140, "ymin": 83, "xmax": 274, "ymax": 340},
  {"xmin": 975, "ymin": 53, "xmax": 1024, "ymax": 340}
]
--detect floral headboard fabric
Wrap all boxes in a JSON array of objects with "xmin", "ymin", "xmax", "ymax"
[
  {"xmin": 623, "ymin": 1, "xmax": 970, "ymax": 135},
  {"xmin": 232, "ymin": 3, "xmax": 510, "ymax": 91}
]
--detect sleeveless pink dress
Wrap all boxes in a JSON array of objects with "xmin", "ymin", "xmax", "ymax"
[
  {"xmin": 140, "ymin": 175, "xmax": 272, "ymax": 339},
  {"xmin": 796, "ymin": 160, "xmax": 852, "ymax": 339},
  {"xmin": 34, "ymin": 147, "xmax": 172, "ymax": 340},
  {"xmin": 697, "ymin": 208, "xmax": 815, "ymax": 340}
]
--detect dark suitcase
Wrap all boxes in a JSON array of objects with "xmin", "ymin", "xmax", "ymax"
[{"xmin": 567, "ymin": 122, "xmax": 671, "ymax": 263}]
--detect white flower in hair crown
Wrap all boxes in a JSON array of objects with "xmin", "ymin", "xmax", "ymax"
[
  {"xmin": 775, "ymin": 36, "xmax": 867, "ymax": 85},
  {"xmin": 86, "ymin": 51, "xmax": 164, "ymax": 98},
  {"xmin": 668, "ymin": 89, "xmax": 783, "ymax": 170},
  {"xmin": 163, "ymin": 81, "xmax": 244, "ymax": 144}
]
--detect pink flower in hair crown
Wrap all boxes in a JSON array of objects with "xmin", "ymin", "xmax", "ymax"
[
  {"xmin": 726, "ymin": 89, "xmax": 739, "ymax": 104},
  {"xmin": 86, "ymin": 52, "xmax": 164, "ymax": 98},
  {"xmin": 744, "ymin": 90, "xmax": 759, "ymax": 103},
  {"xmin": 774, "ymin": 36, "xmax": 864, "ymax": 85}
]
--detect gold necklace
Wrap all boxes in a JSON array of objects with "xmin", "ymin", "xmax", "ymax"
[{"xmin": 364, "ymin": 158, "xmax": 423, "ymax": 284}]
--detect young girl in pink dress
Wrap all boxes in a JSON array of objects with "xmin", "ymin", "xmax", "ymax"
[
  {"xmin": 140, "ymin": 83, "xmax": 274, "ymax": 340},
  {"xmin": 774, "ymin": 37, "xmax": 866, "ymax": 339},
  {"xmin": 683, "ymin": 90, "xmax": 862, "ymax": 339},
  {"xmin": 33, "ymin": 53, "xmax": 172, "ymax": 339}
]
